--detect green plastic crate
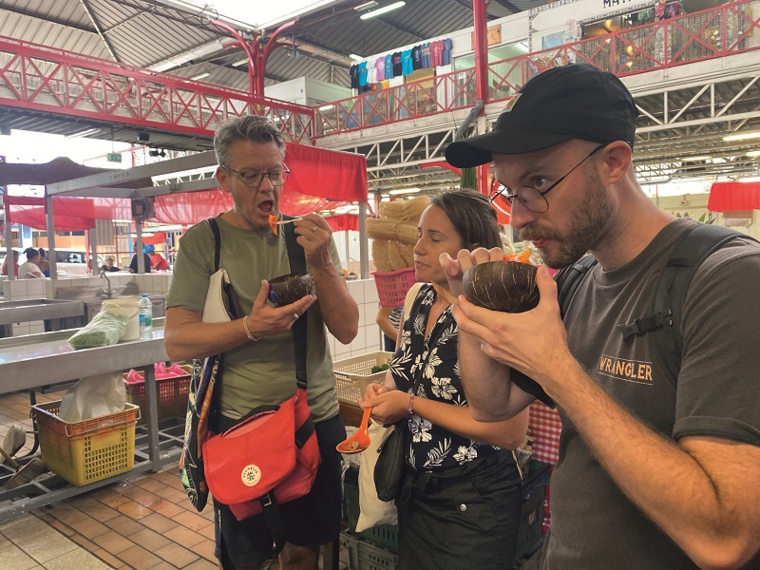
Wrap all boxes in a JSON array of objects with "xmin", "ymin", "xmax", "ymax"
[{"xmin": 344, "ymin": 467, "xmax": 399, "ymax": 553}]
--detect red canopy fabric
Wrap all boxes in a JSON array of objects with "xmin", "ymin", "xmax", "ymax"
[
  {"xmin": 708, "ymin": 182, "xmax": 760, "ymax": 212},
  {"xmin": 4, "ymin": 144, "xmax": 368, "ymax": 230},
  {"xmin": 3, "ymin": 194, "xmax": 97, "ymax": 231},
  {"xmin": 325, "ymin": 213, "xmax": 359, "ymax": 232}
]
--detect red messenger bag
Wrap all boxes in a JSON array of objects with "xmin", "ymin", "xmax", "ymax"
[{"xmin": 202, "ymin": 386, "xmax": 320, "ymax": 520}]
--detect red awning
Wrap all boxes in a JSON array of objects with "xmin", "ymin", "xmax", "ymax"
[{"xmin": 708, "ymin": 181, "xmax": 760, "ymax": 212}]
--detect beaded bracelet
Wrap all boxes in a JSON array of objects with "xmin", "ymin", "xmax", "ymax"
[
  {"xmin": 406, "ymin": 392, "xmax": 415, "ymax": 419},
  {"xmin": 242, "ymin": 316, "xmax": 260, "ymax": 341}
]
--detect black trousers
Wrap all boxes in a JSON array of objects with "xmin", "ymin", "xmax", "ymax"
[{"xmin": 397, "ymin": 449, "xmax": 522, "ymax": 570}]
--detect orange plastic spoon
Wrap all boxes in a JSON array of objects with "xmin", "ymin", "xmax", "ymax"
[{"xmin": 336, "ymin": 407, "xmax": 371, "ymax": 454}]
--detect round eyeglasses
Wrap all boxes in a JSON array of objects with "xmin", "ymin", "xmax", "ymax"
[
  {"xmin": 490, "ymin": 144, "xmax": 605, "ymax": 214},
  {"xmin": 222, "ymin": 164, "xmax": 290, "ymax": 188}
]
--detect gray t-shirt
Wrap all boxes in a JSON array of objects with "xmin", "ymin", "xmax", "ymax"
[
  {"xmin": 543, "ymin": 218, "xmax": 760, "ymax": 569},
  {"xmin": 165, "ymin": 216, "xmax": 342, "ymax": 423}
]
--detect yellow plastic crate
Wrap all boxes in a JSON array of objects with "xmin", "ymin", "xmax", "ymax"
[
  {"xmin": 334, "ymin": 351, "xmax": 393, "ymax": 404},
  {"xmin": 32, "ymin": 401, "xmax": 140, "ymax": 487}
]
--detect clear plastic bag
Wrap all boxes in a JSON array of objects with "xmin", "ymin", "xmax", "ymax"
[
  {"xmin": 68, "ymin": 302, "xmax": 129, "ymax": 349},
  {"xmin": 58, "ymin": 371, "xmax": 127, "ymax": 422}
]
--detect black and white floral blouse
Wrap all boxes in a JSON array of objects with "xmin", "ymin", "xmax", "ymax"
[{"xmin": 390, "ymin": 284, "xmax": 500, "ymax": 473}]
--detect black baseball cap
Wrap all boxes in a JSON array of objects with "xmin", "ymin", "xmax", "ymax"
[{"xmin": 445, "ymin": 65, "xmax": 638, "ymax": 168}]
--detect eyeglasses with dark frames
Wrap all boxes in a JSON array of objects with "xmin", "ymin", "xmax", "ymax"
[
  {"xmin": 490, "ymin": 144, "xmax": 606, "ymax": 214},
  {"xmin": 222, "ymin": 164, "xmax": 290, "ymax": 188}
]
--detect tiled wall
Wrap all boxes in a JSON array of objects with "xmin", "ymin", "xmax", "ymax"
[
  {"xmin": 1, "ymin": 278, "xmax": 48, "ymax": 335},
  {"xmin": 326, "ymin": 278, "xmax": 384, "ymax": 361},
  {"xmin": 2, "ymin": 274, "xmax": 384, "ymax": 360}
]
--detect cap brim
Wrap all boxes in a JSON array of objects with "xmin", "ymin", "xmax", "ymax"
[{"xmin": 445, "ymin": 130, "xmax": 574, "ymax": 168}]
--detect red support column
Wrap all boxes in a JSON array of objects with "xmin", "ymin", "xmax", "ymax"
[{"xmin": 473, "ymin": 0, "xmax": 491, "ymax": 195}]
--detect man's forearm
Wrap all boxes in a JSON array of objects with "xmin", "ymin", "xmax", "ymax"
[
  {"xmin": 550, "ymin": 359, "xmax": 760, "ymax": 569},
  {"xmin": 459, "ymin": 329, "xmax": 516, "ymax": 421},
  {"xmin": 165, "ymin": 313, "xmax": 249, "ymax": 362},
  {"xmin": 311, "ymin": 265, "xmax": 358, "ymax": 344}
]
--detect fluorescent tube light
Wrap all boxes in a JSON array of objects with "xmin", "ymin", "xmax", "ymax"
[
  {"xmin": 355, "ymin": 1, "xmax": 379, "ymax": 11},
  {"xmin": 190, "ymin": 72, "xmax": 210, "ymax": 81},
  {"xmin": 388, "ymin": 187, "xmax": 421, "ymax": 195},
  {"xmin": 723, "ymin": 131, "xmax": 760, "ymax": 142},
  {"xmin": 232, "ymin": 58, "xmax": 249, "ymax": 67},
  {"xmin": 349, "ymin": 54, "xmax": 364, "ymax": 62},
  {"xmin": 360, "ymin": 1, "xmax": 405, "ymax": 20},
  {"xmin": 319, "ymin": 104, "xmax": 335, "ymax": 111},
  {"xmin": 66, "ymin": 128, "xmax": 100, "ymax": 139},
  {"xmin": 681, "ymin": 155, "xmax": 712, "ymax": 161},
  {"xmin": 746, "ymin": 150, "xmax": 760, "ymax": 157}
]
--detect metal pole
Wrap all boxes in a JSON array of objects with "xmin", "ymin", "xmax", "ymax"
[
  {"xmin": 136, "ymin": 222, "xmax": 145, "ymax": 273},
  {"xmin": 359, "ymin": 202, "xmax": 369, "ymax": 279},
  {"xmin": 45, "ymin": 193, "xmax": 57, "ymax": 279}
]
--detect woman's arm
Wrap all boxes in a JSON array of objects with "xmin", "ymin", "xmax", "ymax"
[{"xmin": 362, "ymin": 388, "xmax": 529, "ymax": 449}]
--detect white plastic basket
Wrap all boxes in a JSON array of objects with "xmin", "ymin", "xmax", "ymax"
[{"xmin": 334, "ymin": 351, "xmax": 393, "ymax": 404}]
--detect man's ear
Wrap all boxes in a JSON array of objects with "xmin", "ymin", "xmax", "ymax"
[
  {"xmin": 600, "ymin": 141, "xmax": 632, "ymax": 184},
  {"xmin": 216, "ymin": 166, "xmax": 230, "ymax": 193}
]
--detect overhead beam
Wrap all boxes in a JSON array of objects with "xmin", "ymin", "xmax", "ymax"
[
  {"xmin": 47, "ymin": 151, "xmax": 218, "ymax": 196},
  {"xmin": 78, "ymin": 0, "xmax": 120, "ymax": 62}
]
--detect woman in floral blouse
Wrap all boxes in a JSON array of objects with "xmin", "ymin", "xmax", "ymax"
[{"xmin": 363, "ymin": 189, "xmax": 529, "ymax": 569}]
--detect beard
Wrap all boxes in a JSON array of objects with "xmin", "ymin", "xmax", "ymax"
[{"xmin": 523, "ymin": 168, "xmax": 614, "ymax": 269}]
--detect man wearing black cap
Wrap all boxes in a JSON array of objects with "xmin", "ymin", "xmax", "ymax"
[{"xmin": 441, "ymin": 65, "xmax": 760, "ymax": 569}]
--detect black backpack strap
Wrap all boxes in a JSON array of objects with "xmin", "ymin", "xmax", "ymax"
[
  {"xmin": 648, "ymin": 224, "xmax": 742, "ymax": 380},
  {"xmin": 282, "ymin": 217, "xmax": 309, "ymax": 390},
  {"xmin": 207, "ymin": 217, "xmax": 222, "ymax": 273},
  {"xmin": 557, "ymin": 254, "xmax": 598, "ymax": 318}
]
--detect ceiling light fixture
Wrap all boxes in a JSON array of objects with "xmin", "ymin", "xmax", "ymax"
[
  {"xmin": 354, "ymin": 1, "xmax": 379, "ymax": 11},
  {"xmin": 232, "ymin": 58, "xmax": 249, "ymax": 67},
  {"xmin": 681, "ymin": 155, "xmax": 713, "ymax": 161},
  {"xmin": 360, "ymin": 1, "xmax": 406, "ymax": 20},
  {"xmin": 349, "ymin": 53, "xmax": 364, "ymax": 62},
  {"xmin": 388, "ymin": 187, "xmax": 421, "ymax": 195},
  {"xmin": 66, "ymin": 127, "xmax": 100, "ymax": 139},
  {"xmin": 319, "ymin": 104, "xmax": 335, "ymax": 111},
  {"xmin": 723, "ymin": 131, "xmax": 760, "ymax": 142},
  {"xmin": 639, "ymin": 176, "xmax": 671, "ymax": 185},
  {"xmin": 746, "ymin": 150, "xmax": 760, "ymax": 157},
  {"xmin": 190, "ymin": 72, "xmax": 210, "ymax": 81}
]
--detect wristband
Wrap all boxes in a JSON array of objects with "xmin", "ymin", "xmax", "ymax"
[
  {"xmin": 406, "ymin": 392, "xmax": 415, "ymax": 419},
  {"xmin": 242, "ymin": 316, "xmax": 259, "ymax": 341}
]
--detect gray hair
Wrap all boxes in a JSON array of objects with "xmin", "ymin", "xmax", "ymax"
[
  {"xmin": 429, "ymin": 188, "xmax": 501, "ymax": 251},
  {"xmin": 213, "ymin": 115, "xmax": 286, "ymax": 167}
]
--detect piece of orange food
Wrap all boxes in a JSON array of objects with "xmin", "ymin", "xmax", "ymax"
[
  {"xmin": 503, "ymin": 249, "xmax": 532, "ymax": 264},
  {"xmin": 268, "ymin": 214, "xmax": 278, "ymax": 235}
]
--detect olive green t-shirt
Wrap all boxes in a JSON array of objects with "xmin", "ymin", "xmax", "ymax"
[{"xmin": 165, "ymin": 216, "xmax": 342, "ymax": 423}]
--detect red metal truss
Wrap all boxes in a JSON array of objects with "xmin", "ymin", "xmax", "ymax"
[{"xmin": 0, "ymin": 35, "xmax": 316, "ymax": 144}]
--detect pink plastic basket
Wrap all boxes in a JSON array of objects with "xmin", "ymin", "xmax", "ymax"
[{"xmin": 372, "ymin": 268, "xmax": 417, "ymax": 307}]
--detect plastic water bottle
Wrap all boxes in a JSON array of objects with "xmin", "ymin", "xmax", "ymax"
[{"xmin": 138, "ymin": 294, "xmax": 153, "ymax": 340}]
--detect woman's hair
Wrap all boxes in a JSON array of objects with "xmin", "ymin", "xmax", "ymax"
[
  {"xmin": 214, "ymin": 115, "xmax": 286, "ymax": 167},
  {"xmin": 24, "ymin": 247, "xmax": 39, "ymax": 260},
  {"xmin": 428, "ymin": 188, "xmax": 502, "ymax": 251}
]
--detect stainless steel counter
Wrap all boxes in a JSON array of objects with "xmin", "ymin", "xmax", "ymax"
[
  {"xmin": 0, "ymin": 319, "xmax": 168, "ymax": 393},
  {"xmin": 0, "ymin": 298, "xmax": 85, "ymax": 337},
  {"xmin": 0, "ymin": 318, "xmax": 178, "ymax": 523}
]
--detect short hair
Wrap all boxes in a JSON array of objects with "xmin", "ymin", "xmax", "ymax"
[
  {"xmin": 38, "ymin": 248, "xmax": 46, "ymax": 257},
  {"xmin": 214, "ymin": 115, "xmax": 286, "ymax": 168},
  {"xmin": 428, "ymin": 188, "xmax": 502, "ymax": 251},
  {"xmin": 106, "ymin": 256, "xmax": 115, "ymax": 262}
]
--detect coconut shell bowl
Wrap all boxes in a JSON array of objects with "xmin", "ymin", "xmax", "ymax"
[
  {"xmin": 462, "ymin": 261, "xmax": 539, "ymax": 313},
  {"xmin": 267, "ymin": 273, "xmax": 314, "ymax": 307}
]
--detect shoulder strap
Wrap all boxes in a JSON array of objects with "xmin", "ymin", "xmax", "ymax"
[
  {"xmin": 282, "ymin": 217, "xmax": 309, "ymax": 389},
  {"xmin": 207, "ymin": 216, "xmax": 222, "ymax": 272},
  {"xmin": 557, "ymin": 254, "xmax": 597, "ymax": 317},
  {"xmin": 648, "ymin": 224, "xmax": 744, "ymax": 380}
]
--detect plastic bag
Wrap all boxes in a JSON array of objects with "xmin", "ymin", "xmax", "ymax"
[
  {"xmin": 68, "ymin": 302, "xmax": 129, "ymax": 349},
  {"xmin": 356, "ymin": 421, "xmax": 399, "ymax": 532},
  {"xmin": 58, "ymin": 371, "xmax": 127, "ymax": 422}
]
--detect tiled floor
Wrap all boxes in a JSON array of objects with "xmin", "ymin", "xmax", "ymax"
[{"xmin": 0, "ymin": 388, "xmax": 219, "ymax": 570}]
